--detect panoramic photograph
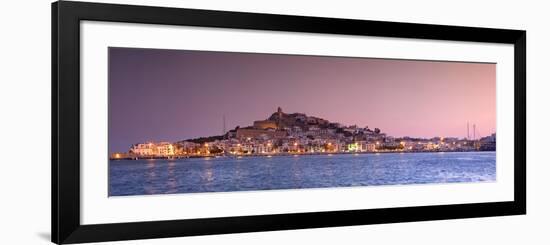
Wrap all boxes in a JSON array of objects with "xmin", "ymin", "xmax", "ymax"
[{"xmin": 108, "ymin": 47, "xmax": 496, "ymax": 197}]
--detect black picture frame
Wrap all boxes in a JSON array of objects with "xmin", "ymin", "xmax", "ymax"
[{"xmin": 52, "ymin": 1, "xmax": 526, "ymax": 244}]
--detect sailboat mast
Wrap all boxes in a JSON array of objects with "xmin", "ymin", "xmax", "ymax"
[{"xmin": 467, "ymin": 121, "xmax": 470, "ymax": 140}]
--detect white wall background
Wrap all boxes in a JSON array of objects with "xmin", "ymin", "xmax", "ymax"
[{"xmin": 1, "ymin": 0, "xmax": 548, "ymax": 244}]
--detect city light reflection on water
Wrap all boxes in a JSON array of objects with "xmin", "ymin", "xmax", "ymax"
[
  {"xmin": 109, "ymin": 151, "xmax": 496, "ymax": 196},
  {"xmin": 166, "ymin": 161, "xmax": 177, "ymax": 193}
]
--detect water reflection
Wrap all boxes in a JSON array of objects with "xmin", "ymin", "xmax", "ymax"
[
  {"xmin": 166, "ymin": 161, "xmax": 177, "ymax": 193},
  {"xmin": 291, "ymin": 158, "xmax": 303, "ymax": 188},
  {"xmin": 144, "ymin": 161, "xmax": 157, "ymax": 194},
  {"xmin": 264, "ymin": 157, "xmax": 274, "ymax": 189},
  {"xmin": 201, "ymin": 161, "xmax": 214, "ymax": 191},
  {"xmin": 234, "ymin": 159, "xmax": 242, "ymax": 190},
  {"xmin": 109, "ymin": 152, "xmax": 496, "ymax": 196},
  {"xmin": 322, "ymin": 157, "xmax": 335, "ymax": 186}
]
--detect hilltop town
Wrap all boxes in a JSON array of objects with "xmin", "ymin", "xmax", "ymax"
[{"xmin": 111, "ymin": 107, "xmax": 496, "ymax": 160}]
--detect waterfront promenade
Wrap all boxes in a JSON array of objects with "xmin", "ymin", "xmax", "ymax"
[{"xmin": 110, "ymin": 149, "xmax": 495, "ymax": 161}]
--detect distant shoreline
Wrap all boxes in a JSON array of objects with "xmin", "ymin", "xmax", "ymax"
[{"xmin": 109, "ymin": 150, "xmax": 496, "ymax": 161}]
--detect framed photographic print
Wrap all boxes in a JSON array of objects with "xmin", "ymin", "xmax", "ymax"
[{"xmin": 52, "ymin": 1, "xmax": 526, "ymax": 244}]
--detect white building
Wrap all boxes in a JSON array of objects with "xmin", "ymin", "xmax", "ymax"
[
  {"xmin": 155, "ymin": 142, "xmax": 175, "ymax": 156},
  {"xmin": 130, "ymin": 143, "xmax": 155, "ymax": 156},
  {"xmin": 130, "ymin": 142, "xmax": 175, "ymax": 156}
]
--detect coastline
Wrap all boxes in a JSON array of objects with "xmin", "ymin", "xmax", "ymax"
[{"xmin": 109, "ymin": 149, "xmax": 496, "ymax": 161}]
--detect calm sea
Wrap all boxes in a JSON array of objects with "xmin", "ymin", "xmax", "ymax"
[{"xmin": 108, "ymin": 151, "xmax": 496, "ymax": 196}]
